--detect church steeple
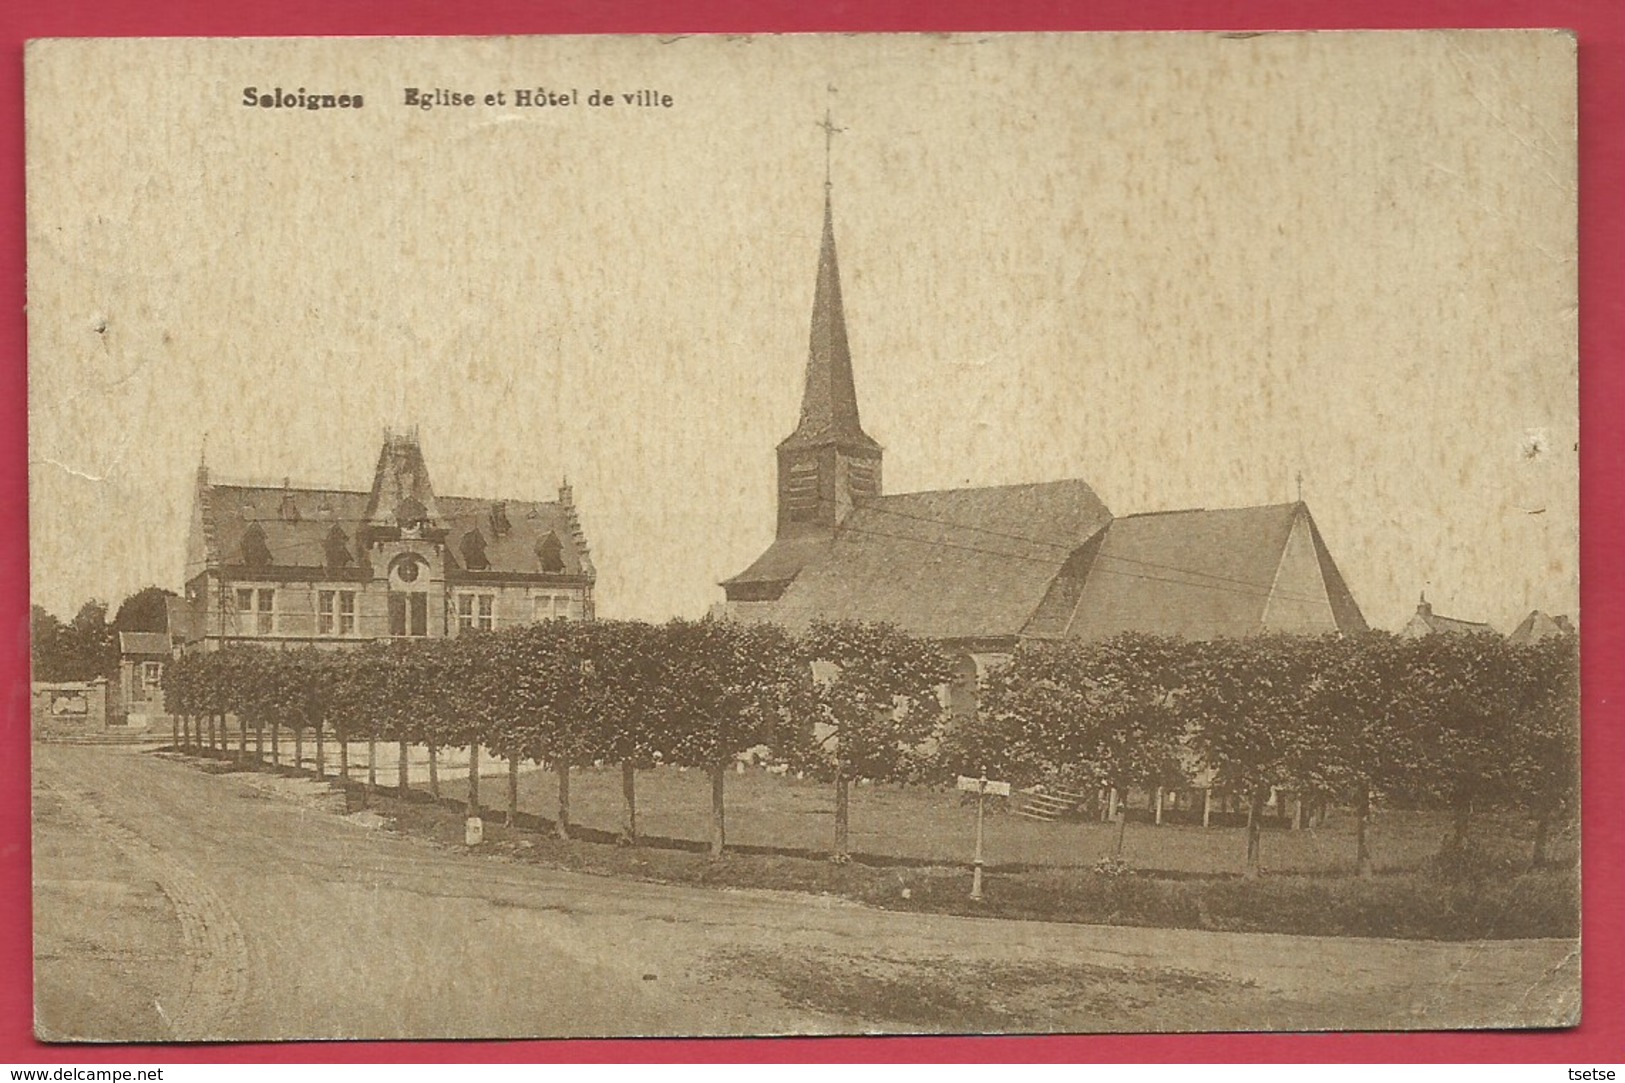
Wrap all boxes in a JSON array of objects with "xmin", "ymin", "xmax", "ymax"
[
  {"xmin": 781, "ymin": 193, "xmax": 878, "ymax": 454},
  {"xmin": 775, "ymin": 182, "xmax": 882, "ymax": 538}
]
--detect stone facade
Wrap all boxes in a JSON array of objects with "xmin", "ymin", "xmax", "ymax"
[{"xmin": 181, "ymin": 429, "xmax": 595, "ymax": 651}]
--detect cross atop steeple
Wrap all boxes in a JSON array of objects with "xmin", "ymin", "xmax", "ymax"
[{"xmin": 817, "ymin": 106, "xmax": 845, "ymax": 193}]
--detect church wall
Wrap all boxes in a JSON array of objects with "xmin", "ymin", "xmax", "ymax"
[
  {"xmin": 723, "ymin": 599, "xmax": 785, "ymax": 625},
  {"xmin": 1261, "ymin": 513, "xmax": 1339, "ymax": 634}
]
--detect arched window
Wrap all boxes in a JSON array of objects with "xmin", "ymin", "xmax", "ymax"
[{"xmin": 537, "ymin": 532, "xmax": 565, "ymax": 574}]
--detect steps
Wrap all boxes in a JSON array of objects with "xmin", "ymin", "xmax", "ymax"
[{"xmin": 1016, "ymin": 786, "xmax": 1089, "ymax": 822}]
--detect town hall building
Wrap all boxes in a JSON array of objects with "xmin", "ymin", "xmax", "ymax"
[
  {"xmin": 723, "ymin": 191, "xmax": 1367, "ymax": 679},
  {"xmin": 180, "ymin": 428, "xmax": 595, "ymax": 650}
]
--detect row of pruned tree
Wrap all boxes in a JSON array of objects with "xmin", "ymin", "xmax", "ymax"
[
  {"xmin": 164, "ymin": 618, "xmax": 949, "ymax": 860},
  {"xmin": 164, "ymin": 620, "xmax": 1578, "ymax": 874},
  {"xmin": 942, "ymin": 631, "xmax": 1579, "ymax": 876}
]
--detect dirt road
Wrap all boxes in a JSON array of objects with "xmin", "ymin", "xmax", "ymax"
[{"xmin": 32, "ymin": 743, "xmax": 1579, "ymax": 1042}]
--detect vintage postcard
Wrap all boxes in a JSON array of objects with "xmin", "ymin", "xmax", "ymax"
[{"xmin": 26, "ymin": 32, "xmax": 1578, "ymax": 1041}]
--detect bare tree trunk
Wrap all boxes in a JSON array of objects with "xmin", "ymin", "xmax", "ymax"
[
  {"xmin": 1115, "ymin": 798, "xmax": 1129, "ymax": 857},
  {"xmin": 709, "ymin": 762, "xmax": 726, "ymax": 857},
  {"xmin": 338, "ymin": 727, "xmax": 349, "ymax": 781},
  {"xmin": 238, "ymin": 716, "xmax": 248, "ymax": 763},
  {"xmin": 428, "ymin": 741, "xmax": 440, "ymax": 799},
  {"xmin": 315, "ymin": 720, "xmax": 325, "ymax": 778},
  {"xmin": 270, "ymin": 720, "xmax": 280, "ymax": 768},
  {"xmin": 1202, "ymin": 787, "xmax": 1213, "ymax": 828},
  {"xmin": 1355, "ymin": 784, "xmax": 1374, "ymax": 878},
  {"xmin": 366, "ymin": 732, "xmax": 377, "ymax": 805},
  {"xmin": 467, "ymin": 743, "xmax": 481, "ymax": 818},
  {"xmin": 294, "ymin": 723, "xmax": 304, "ymax": 773},
  {"xmin": 554, "ymin": 759, "xmax": 571, "ymax": 840},
  {"xmin": 171, "ymin": 713, "xmax": 180, "ymax": 748},
  {"xmin": 833, "ymin": 767, "xmax": 853, "ymax": 861},
  {"xmin": 255, "ymin": 723, "xmax": 265, "ymax": 766},
  {"xmin": 507, "ymin": 754, "xmax": 519, "ymax": 828},
  {"xmin": 1245, "ymin": 789, "xmax": 1266, "ymax": 879},
  {"xmin": 621, "ymin": 760, "xmax": 638, "ymax": 842},
  {"xmin": 1154, "ymin": 786, "xmax": 1164, "ymax": 826},
  {"xmin": 397, "ymin": 739, "xmax": 410, "ymax": 795}
]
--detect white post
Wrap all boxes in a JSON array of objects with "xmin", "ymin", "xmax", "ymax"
[
  {"xmin": 1107, "ymin": 787, "xmax": 1119, "ymax": 821},
  {"xmin": 1202, "ymin": 788, "xmax": 1213, "ymax": 829},
  {"xmin": 971, "ymin": 772, "xmax": 987, "ymax": 902}
]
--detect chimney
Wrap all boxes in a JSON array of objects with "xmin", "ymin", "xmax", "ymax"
[{"xmin": 558, "ymin": 477, "xmax": 573, "ymax": 507}]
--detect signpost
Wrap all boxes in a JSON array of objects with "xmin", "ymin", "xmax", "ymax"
[{"xmin": 957, "ymin": 772, "xmax": 1011, "ymax": 901}]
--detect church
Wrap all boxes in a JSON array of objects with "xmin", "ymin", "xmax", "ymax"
[
  {"xmin": 179, "ymin": 428, "xmax": 595, "ymax": 650},
  {"xmin": 722, "ymin": 191, "xmax": 1367, "ymax": 679}
]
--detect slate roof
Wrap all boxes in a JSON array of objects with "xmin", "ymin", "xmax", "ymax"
[
  {"xmin": 438, "ymin": 496, "xmax": 591, "ymax": 577},
  {"xmin": 780, "ymin": 193, "xmax": 879, "ymax": 454},
  {"xmin": 723, "ymin": 534, "xmax": 836, "ymax": 592},
  {"xmin": 1404, "ymin": 597, "xmax": 1494, "ymax": 637},
  {"xmin": 202, "ymin": 485, "xmax": 590, "ymax": 578},
  {"xmin": 1061, "ymin": 503, "xmax": 1366, "ymax": 641},
  {"xmin": 1412, "ymin": 611, "xmax": 1493, "ymax": 635},
  {"xmin": 766, "ymin": 479, "xmax": 1113, "ymax": 639},
  {"xmin": 1509, "ymin": 610, "xmax": 1576, "ymax": 644},
  {"xmin": 118, "ymin": 632, "xmax": 172, "ymax": 657}
]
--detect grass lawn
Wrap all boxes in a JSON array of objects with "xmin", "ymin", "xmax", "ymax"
[
  {"xmin": 413, "ymin": 758, "xmax": 1571, "ymax": 878},
  {"xmin": 177, "ymin": 745, "xmax": 1581, "ymax": 940}
]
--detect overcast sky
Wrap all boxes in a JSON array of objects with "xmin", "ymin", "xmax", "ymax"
[{"xmin": 27, "ymin": 32, "xmax": 1577, "ymax": 633}]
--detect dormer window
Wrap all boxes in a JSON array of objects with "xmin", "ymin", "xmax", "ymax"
[
  {"xmin": 241, "ymin": 524, "xmax": 273, "ymax": 568},
  {"xmin": 489, "ymin": 501, "xmax": 511, "ymax": 537},
  {"xmin": 325, "ymin": 525, "xmax": 353, "ymax": 570},
  {"xmin": 537, "ymin": 532, "xmax": 565, "ymax": 574},
  {"xmin": 396, "ymin": 496, "xmax": 427, "ymax": 537},
  {"xmin": 461, "ymin": 529, "xmax": 490, "ymax": 571},
  {"xmin": 279, "ymin": 492, "xmax": 300, "ymax": 522}
]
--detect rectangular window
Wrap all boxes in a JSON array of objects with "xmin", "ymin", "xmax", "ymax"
[
  {"xmin": 533, "ymin": 592, "xmax": 575, "ymax": 622},
  {"xmin": 238, "ymin": 588, "xmax": 274, "ymax": 634},
  {"xmin": 142, "ymin": 661, "xmax": 162, "ymax": 689},
  {"xmin": 392, "ymin": 593, "xmax": 428, "ymax": 637},
  {"xmin": 319, "ymin": 590, "xmax": 358, "ymax": 636},
  {"xmin": 458, "ymin": 593, "xmax": 496, "ymax": 632}
]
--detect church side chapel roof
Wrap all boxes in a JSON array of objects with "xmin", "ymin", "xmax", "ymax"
[
  {"xmin": 723, "ymin": 533, "xmax": 838, "ymax": 592},
  {"xmin": 768, "ymin": 479, "xmax": 1114, "ymax": 639},
  {"xmin": 1060, "ymin": 503, "xmax": 1367, "ymax": 641}
]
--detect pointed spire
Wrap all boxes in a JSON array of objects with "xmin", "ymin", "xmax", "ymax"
[{"xmin": 781, "ymin": 191, "xmax": 878, "ymax": 452}]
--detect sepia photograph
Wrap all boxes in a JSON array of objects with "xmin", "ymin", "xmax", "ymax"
[{"xmin": 24, "ymin": 31, "xmax": 1579, "ymax": 1042}]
